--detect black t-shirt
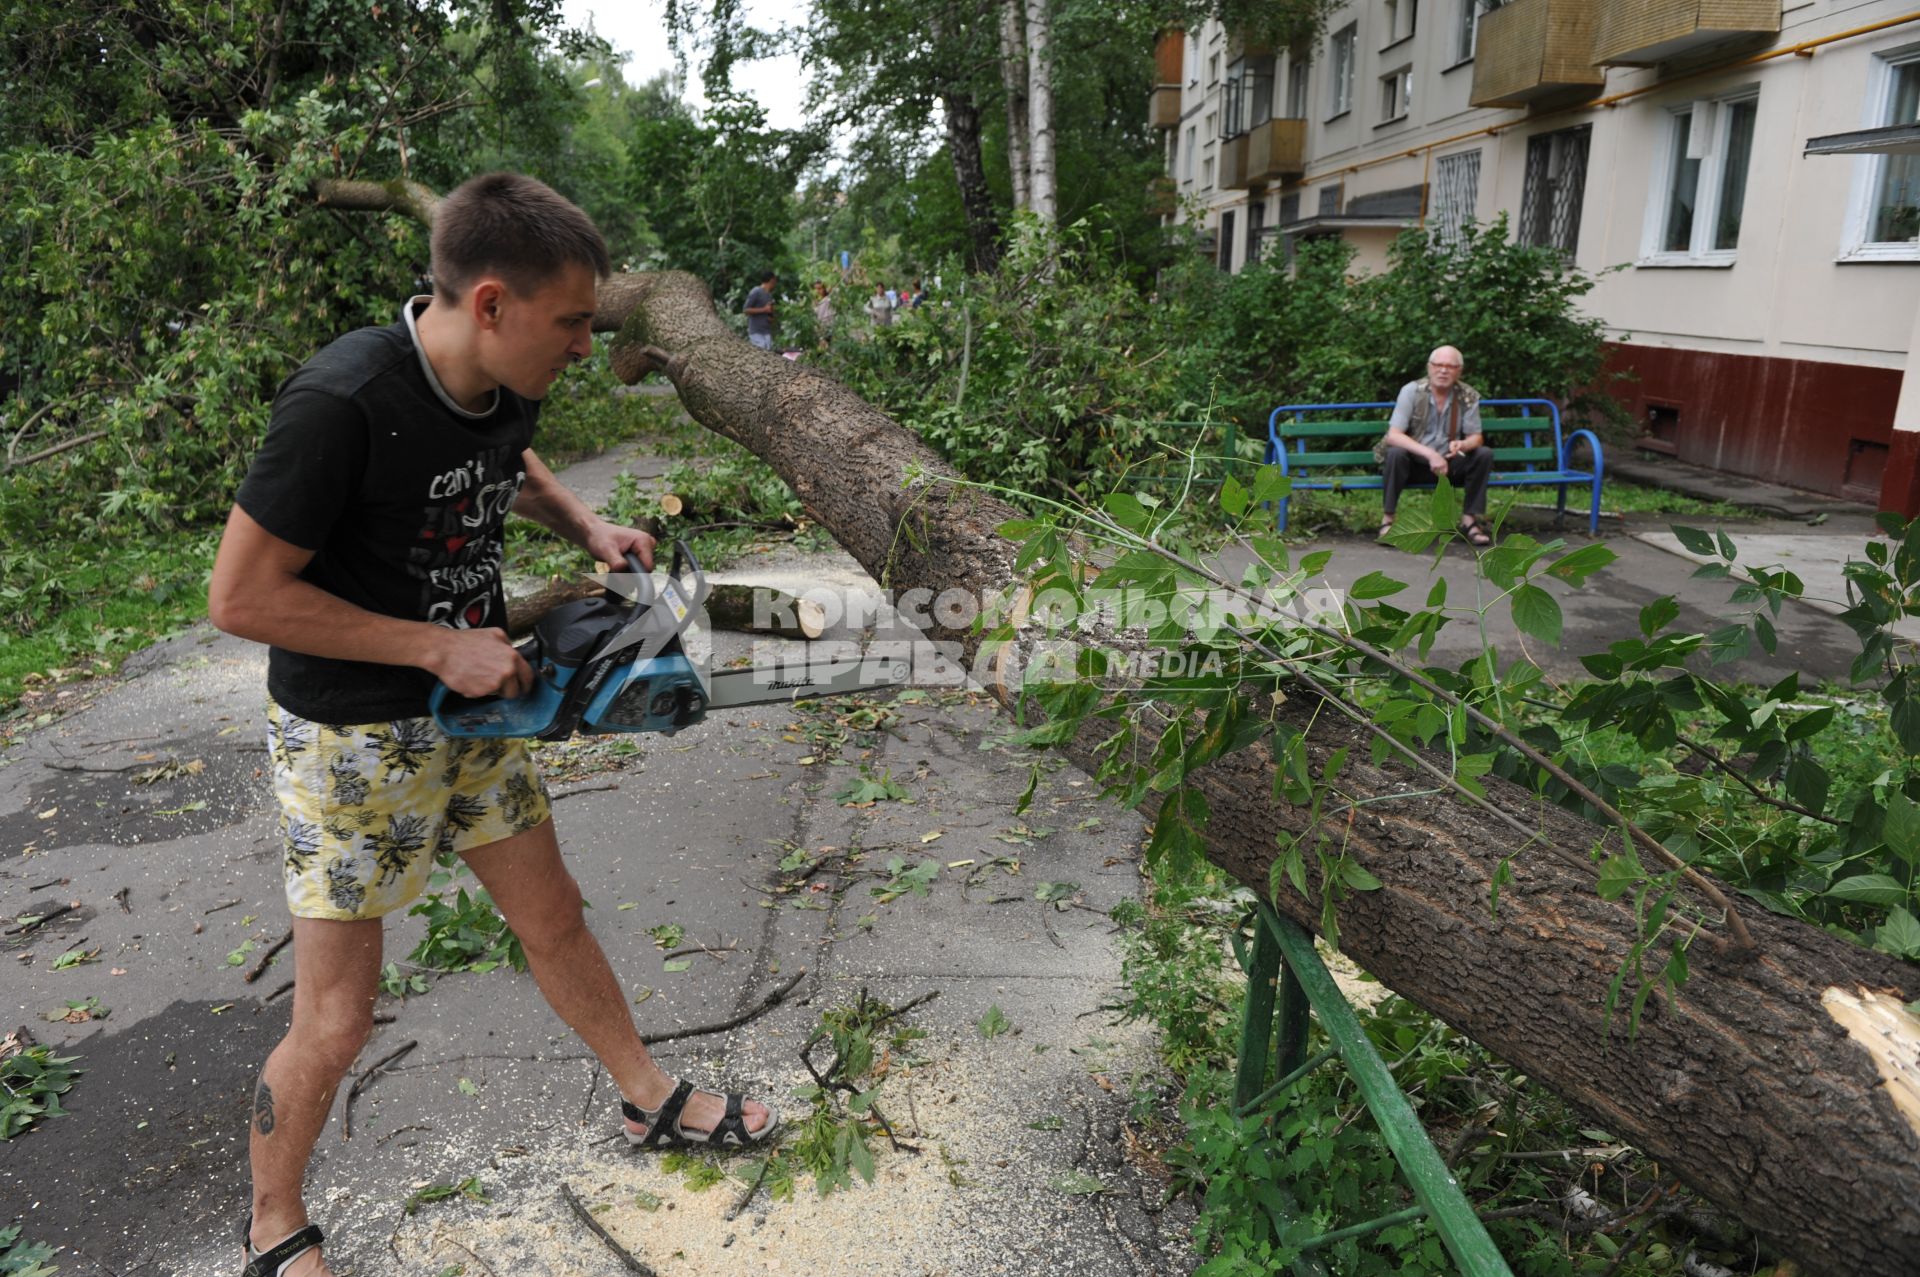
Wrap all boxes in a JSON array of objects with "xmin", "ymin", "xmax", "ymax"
[{"xmin": 235, "ymin": 299, "xmax": 538, "ymax": 724}]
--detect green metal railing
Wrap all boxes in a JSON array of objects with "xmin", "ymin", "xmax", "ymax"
[{"xmin": 1229, "ymin": 903, "xmax": 1514, "ymax": 1276}]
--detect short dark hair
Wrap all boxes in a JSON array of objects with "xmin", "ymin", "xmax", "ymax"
[
  {"xmin": 760, "ymin": 269, "xmax": 777, "ymax": 284},
  {"xmin": 431, "ymin": 173, "xmax": 611, "ymax": 300}
]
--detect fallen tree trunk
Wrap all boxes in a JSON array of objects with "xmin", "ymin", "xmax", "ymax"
[
  {"xmin": 317, "ymin": 179, "xmax": 1920, "ymax": 1271},
  {"xmin": 588, "ymin": 270, "xmax": 1920, "ymax": 1276}
]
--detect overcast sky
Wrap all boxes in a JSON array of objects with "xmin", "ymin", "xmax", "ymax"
[{"xmin": 559, "ymin": 0, "xmax": 811, "ymax": 129}]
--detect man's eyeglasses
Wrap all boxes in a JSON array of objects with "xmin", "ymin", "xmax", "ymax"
[{"xmin": 1429, "ymin": 361, "xmax": 1462, "ymax": 370}]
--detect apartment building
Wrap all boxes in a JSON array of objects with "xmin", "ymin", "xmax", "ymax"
[{"xmin": 1151, "ymin": 2, "xmax": 1920, "ymax": 514}]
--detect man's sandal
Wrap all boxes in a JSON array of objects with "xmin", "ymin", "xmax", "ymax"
[
  {"xmin": 1376, "ymin": 520, "xmax": 1396, "ymax": 543},
  {"xmin": 622, "ymin": 1077, "xmax": 781, "ymax": 1151},
  {"xmin": 239, "ymin": 1214, "xmax": 323, "ymax": 1277},
  {"xmin": 1460, "ymin": 518, "xmax": 1493, "ymax": 548}
]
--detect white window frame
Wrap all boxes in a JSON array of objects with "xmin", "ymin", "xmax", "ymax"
[
  {"xmin": 1638, "ymin": 88, "xmax": 1759, "ymax": 268},
  {"xmin": 1287, "ymin": 56, "xmax": 1309, "ymax": 119},
  {"xmin": 1383, "ymin": 0, "xmax": 1416, "ymax": 49},
  {"xmin": 1202, "ymin": 155, "xmax": 1215, "ymax": 191},
  {"xmin": 1208, "ymin": 52, "xmax": 1220, "ymax": 86},
  {"xmin": 1183, "ymin": 126, "xmax": 1197, "ymax": 184},
  {"xmin": 1329, "ymin": 25, "xmax": 1355, "ymax": 118},
  {"xmin": 1454, "ymin": 0, "xmax": 1480, "ymax": 65},
  {"xmin": 1841, "ymin": 43, "xmax": 1920, "ymax": 262},
  {"xmin": 1380, "ymin": 67, "xmax": 1412, "ymax": 123}
]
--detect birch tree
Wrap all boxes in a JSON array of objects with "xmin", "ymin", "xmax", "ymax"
[{"xmin": 1023, "ymin": 0, "xmax": 1057, "ymax": 226}]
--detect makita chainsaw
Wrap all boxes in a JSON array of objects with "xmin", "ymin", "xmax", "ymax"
[{"xmin": 429, "ymin": 540, "xmax": 907, "ymax": 741}]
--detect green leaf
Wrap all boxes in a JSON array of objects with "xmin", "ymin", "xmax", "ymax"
[
  {"xmin": 1783, "ymin": 756, "xmax": 1830, "ymax": 816},
  {"xmin": 1545, "ymin": 543, "xmax": 1616, "ymax": 586},
  {"xmin": 1639, "ymin": 596, "xmax": 1680, "ymax": 637},
  {"xmin": 1876, "ymin": 906, "xmax": 1920, "ymax": 960},
  {"xmin": 1827, "ymin": 873, "xmax": 1910, "ymax": 908},
  {"xmin": 663, "ymin": 958, "xmax": 693, "ymax": 973},
  {"xmin": 1425, "ymin": 577, "xmax": 1447, "ymax": 608},
  {"xmin": 1510, "ymin": 584, "xmax": 1563, "ymax": 646},
  {"xmin": 1349, "ymin": 570, "xmax": 1408, "ymax": 601},
  {"xmin": 1299, "ymin": 549, "xmax": 1333, "ymax": 575},
  {"xmin": 1049, "ymin": 1171, "xmax": 1106, "ymax": 1195},
  {"xmin": 1338, "ymin": 860, "xmax": 1383, "ymax": 892},
  {"xmin": 1595, "ymin": 855, "xmax": 1640, "ymax": 901},
  {"xmin": 977, "ymin": 1005, "xmax": 1011, "ymax": 1039},
  {"xmin": 1219, "ymin": 474, "xmax": 1249, "ymax": 517},
  {"xmin": 1884, "ymin": 791, "xmax": 1920, "ymax": 866},
  {"xmin": 1670, "ymin": 525, "xmax": 1715, "ymax": 556}
]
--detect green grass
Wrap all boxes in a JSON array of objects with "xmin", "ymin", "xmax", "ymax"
[{"xmin": 1276, "ymin": 480, "xmax": 1747, "ymax": 538}]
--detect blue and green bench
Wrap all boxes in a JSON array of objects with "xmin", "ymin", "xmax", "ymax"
[{"xmin": 1264, "ymin": 399, "xmax": 1605, "ymax": 534}]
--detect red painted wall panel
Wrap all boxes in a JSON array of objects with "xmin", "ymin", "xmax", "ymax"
[{"xmin": 1597, "ymin": 343, "xmax": 1903, "ymax": 505}]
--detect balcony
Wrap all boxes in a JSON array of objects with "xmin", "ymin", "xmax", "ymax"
[
  {"xmin": 1154, "ymin": 28, "xmax": 1184, "ymax": 84},
  {"xmin": 1219, "ymin": 134, "xmax": 1250, "ymax": 190},
  {"xmin": 1146, "ymin": 177, "xmax": 1178, "ymax": 217},
  {"xmin": 1243, "ymin": 118, "xmax": 1307, "ymax": 185},
  {"xmin": 1592, "ymin": 0, "xmax": 1779, "ymax": 67},
  {"xmin": 1470, "ymin": 0, "xmax": 1606, "ymax": 108},
  {"xmin": 1149, "ymin": 84, "xmax": 1181, "ymax": 130}
]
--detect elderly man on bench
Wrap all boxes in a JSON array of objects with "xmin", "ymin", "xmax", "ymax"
[{"xmin": 1376, "ymin": 345, "xmax": 1494, "ymax": 548}]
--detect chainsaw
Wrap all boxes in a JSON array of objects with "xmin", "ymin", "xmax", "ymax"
[{"xmin": 429, "ymin": 540, "xmax": 908, "ymax": 741}]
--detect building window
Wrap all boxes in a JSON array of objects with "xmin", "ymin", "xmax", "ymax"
[
  {"xmin": 1519, "ymin": 125, "xmax": 1591, "ymax": 256},
  {"xmin": 1219, "ymin": 211, "xmax": 1236, "ymax": 271},
  {"xmin": 1431, "ymin": 150, "xmax": 1481, "ymax": 246},
  {"xmin": 1844, "ymin": 48, "xmax": 1920, "ymax": 259},
  {"xmin": 1454, "ymin": 0, "xmax": 1480, "ymax": 64},
  {"xmin": 1183, "ymin": 125, "xmax": 1197, "ymax": 183},
  {"xmin": 1208, "ymin": 52, "xmax": 1220, "ymax": 85},
  {"xmin": 1168, "ymin": 130, "xmax": 1180, "ymax": 182},
  {"xmin": 1202, "ymin": 156, "xmax": 1215, "ymax": 190},
  {"xmin": 1383, "ymin": 0, "xmax": 1417, "ymax": 48},
  {"xmin": 1247, "ymin": 200, "xmax": 1265, "ymax": 265},
  {"xmin": 1287, "ymin": 56, "xmax": 1309, "ymax": 118},
  {"xmin": 1642, "ymin": 92, "xmax": 1758, "ymax": 264},
  {"xmin": 1318, "ymin": 183, "xmax": 1344, "ymax": 216},
  {"xmin": 1205, "ymin": 110, "xmax": 1219, "ymax": 143},
  {"xmin": 1329, "ymin": 25, "xmax": 1355, "ymax": 117},
  {"xmin": 1380, "ymin": 67, "xmax": 1412, "ymax": 122},
  {"xmin": 1189, "ymin": 35, "xmax": 1200, "ymax": 86}
]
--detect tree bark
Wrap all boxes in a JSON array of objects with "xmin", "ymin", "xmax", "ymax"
[
  {"xmin": 587, "ymin": 273, "xmax": 1920, "ymax": 1277},
  {"xmin": 940, "ymin": 89, "xmax": 1004, "ymax": 274},
  {"xmin": 328, "ymin": 184, "xmax": 1920, "ymax": 1274},
  {"xmin": 998, "ymin": 0, "xmax": 1032, "ymax": 212},
  {"xmin": 1022, "ymin": 0, "xmax": 1057, "ymax": 226}
]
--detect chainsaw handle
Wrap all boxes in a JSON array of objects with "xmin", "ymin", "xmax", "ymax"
[
  {"xmin": 668, "ymin": 539, "xmax": 700, "ymax": 586},
  {"xmin": 620, "ymin": 551, "xmax": 655, "ymax": 610}
]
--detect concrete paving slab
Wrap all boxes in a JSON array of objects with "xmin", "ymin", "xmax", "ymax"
[{"xmin": 1633, "ymin": 529, "xmax": 1920, "ymax": 644}]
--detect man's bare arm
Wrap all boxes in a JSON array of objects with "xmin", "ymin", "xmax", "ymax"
[
  {"xmin": 512, "ymin": 449, "xmax": 656, "ymax": 568},
  {"xmin": 207, "ymin": 505, "xmax": 531, "ymax": 699}
]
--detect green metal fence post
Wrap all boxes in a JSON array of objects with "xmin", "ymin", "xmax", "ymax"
[
  {"xmin": 1260, "ymin": 904, "xmax": 1513, "ymax": 1277},
  {"xmin": 1233, "ymin": 911, "xmax": 1280, "ymax": 1114}
]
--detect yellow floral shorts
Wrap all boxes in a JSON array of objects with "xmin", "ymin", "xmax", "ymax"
[{"xmin": 264, "ymin": 702, "xmax": 552, "ymax": 921}]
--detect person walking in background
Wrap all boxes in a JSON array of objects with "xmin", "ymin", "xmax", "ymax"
[{"xmin": 743, "ymin": 270, "xmax": 777, "ymax": 350}]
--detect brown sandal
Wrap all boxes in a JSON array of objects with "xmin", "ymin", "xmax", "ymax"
[{"xmin": 1460, "ymin": 517, "xmax": 1493, "ymax": 549}]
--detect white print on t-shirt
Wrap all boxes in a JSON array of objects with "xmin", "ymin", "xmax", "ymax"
[{"xmin": 408, "ymin": 442, "xmax": 527, "ymax": 631}]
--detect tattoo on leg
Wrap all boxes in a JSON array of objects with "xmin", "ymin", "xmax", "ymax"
[{"xmin": 254, "ymin": 1077, "xmax": 276, "ymax": 1136}]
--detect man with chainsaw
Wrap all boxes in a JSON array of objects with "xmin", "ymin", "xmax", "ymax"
[{"xmin": 208, "ymin": 172, "xmax": 778, "ymax": 1277}]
